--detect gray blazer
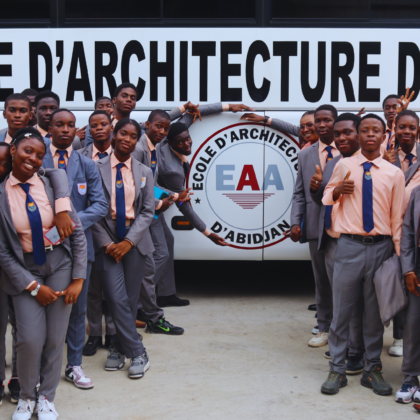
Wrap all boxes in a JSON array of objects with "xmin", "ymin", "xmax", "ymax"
[
  {"xmin": 157, "ymin": 102, "xmax": 224, "ymax": 233},
  {"xmin": 77, "ymin": 144, "xmax": 93, "ymax": 159},
  {"xmin": 310, "ymin": 154, "xmax": 342, "ymax": 250},
  {"xmin": 290, "ymin": 142, "xmax": 324, "ymax": 242},
  {"xmin": 0, "ymin": 175, "xmax": 87, "ymax": 296},
  {"xmin": 270, "ymin": 118, "xmax": 300, "ymax": 137},
  {"xmin": 91, "ymin": 156, "xmax": 155, "ymax": 256},
  {"xmin": 404, "ymin": 161, "xmax": 420, "ymax": 185},
  {"xmin": 400, "ymin": 184, "xmax": 420, "ymax": 275},
  {"xmin": 394, "ymin": 143, "xmax": 420, "ymax": 170}
]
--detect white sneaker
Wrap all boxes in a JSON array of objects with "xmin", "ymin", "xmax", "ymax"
[
  {"xmin": 312, "ymin": 325, "xmax": 319, "ymax": 335},
  {"xmin": 414, "ymin": 388, "xmax": 420, "ymax": 403},
  {"xmin": 12, "ymin": 399, "xmax": 35, "ymax": 420},
  {"xmin": 37, "ymin": 396, "xmax": 59, "ymax": 420},
  {"xmin": 389, "ymin": 339, "xmax": 403, "ymax": 357},
  {"xmin": 395, "ymin": 383, "xmax": 418, "ymax": 403},
  {"xmin": 308, "ymin": 332, "xmax": 329, "ymax": 347}
]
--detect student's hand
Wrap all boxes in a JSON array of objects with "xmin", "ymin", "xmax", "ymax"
[
  {"xmin": 383, "ymin": 145, "xmax": 401, "ymax": 164},
  {"xmin": 333, "ymin": 171, "xmax": 354, "ymax": 200},
  {"xmin": 53, "ymin": 211, "xmax": 74, "ymax": 241},
  {"xmin": 310, "ymin": 165, "xmax": 323, "ymax": 192},
  {"xmin": 31, "ymin": 284, "xmax": 59, "ymax": 306},
  {"xmin": 109, "ymin": 240, "xmax": 133, "ymax": 263},
  {"xmin": 240, "ymin": 113, "xmax": 265, "ymax": 123},
  {"xmin": 229, "ymin": 104, "xmax": 255, "ymax": 113},
  {"xmin": 185, "ymin": 102, "xmax": 202, "ymax": 124},
  {"xmin": 397, "ymin": 88, "xmax": 415, "ymax": 114},
  {"xmin": 160, "ymin": 195, "xmax": 175, "ymax": 212},
  {"xmin": 60, "ymin": 278, "xmax": 84, "ymax": 305},
  {"xmin": 75, "ymin": 125, "xmax": 87, "ymax": 140},
  {"xmin": 356, "ymin": 107, "xmax": 366, "ymax": 117},
  {"xmin": 405, "ymin": 272, "xmax": 420, "ymax": 296},
  {"xmin": 208, "ymin": 232, "xmax": 228, "ymax": 246},
  {"xmin": 178, "ymin": 188, "xmax": 193, "ymax": 202},
  {"xmin": 290, "ymin": 225, "xmax": 302, "ymax": 242}
]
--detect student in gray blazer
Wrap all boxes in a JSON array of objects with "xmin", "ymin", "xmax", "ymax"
[
  {"xmin": 290, "ymin": 104, "xmax": 339, "ymax": 348},
  {"xmin": 91, "ymin": 119, "xmax": 154, "ymax": 380},
  {"xmin": 0, "ymin": 127, "xmax": 87, "ymax": 420}
]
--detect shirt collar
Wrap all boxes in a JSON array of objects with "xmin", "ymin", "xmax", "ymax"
[
  {"xmin": 318, "ymin": 140, "xmax": 336, "ymax": 152},
  {"xmin": 111, "ymin": 117, "xmax": 119, "ymax": 127},
  {"xmin": 9, "ymin": 173, "xmax": 38, "ymax": 187},
  {"xmin": 110, "ymin": 152, "xmax": 132, "ymax": 170},
  {"xmin": 406, "ymin": 143, "xmax": 417, "ymax": 157},
  {"xmin": 35, "ymin": 124, "xmax": 48, "ymax": 138},
  {"xmin": 170, "ymin": 147, "xmax": 188, "ymax": 163},
  {"xmin": 5, "ymin": 131, "xmax": 12, "ymax": 144},
  {"xmin": 146, "ymin": 135, "xmax": 156, "ymax": 152},
  {"xmin": 92, "ymin": 144, "xmax": 112, "ymax": 158},
  {"xmin": 359, "ymin": 152, "xmax": 382, "ymax": 168},
  {"xmin": 50, "ymin": 143, "xmax": 72, "ymax": 158}
]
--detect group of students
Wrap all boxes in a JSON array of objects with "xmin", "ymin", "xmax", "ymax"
[
  {"xmin": 244, "ymin": 90, "xmax": 420, "ymax": 409},
  {"xmin": 0, "ymin": 83, "xmax": 252, "ymax": 420}
]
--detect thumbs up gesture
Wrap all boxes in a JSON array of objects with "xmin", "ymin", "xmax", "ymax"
[
  {"xmin": 333, "ymin": 171, "xmax": 354, "ymax": 200},
  {"xmin": 383, "ymin": 144, "xmax": 401, "ymax": 164},
  {"xmin": 310, "ymin": 165, "xmax": 323, "ymax": 192}
]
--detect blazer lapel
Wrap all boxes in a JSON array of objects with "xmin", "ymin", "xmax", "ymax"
[
  {"xmin": 40, "ymin": 176, "xmax": 56, "ymax": 214},
  {"xmin": 414, "ymin": 192, "xmax": 420, "ymax": 258},
  {"xmin": 133, "ymin": 160, "xmax": 142, "ymax": 200},
  {"xmin": 0, "ymin": 132, "xmax": 6, "ymax": 143},
  {"xmin": 42, "ymin": 146, "xmax": 55, "ymax": 170},
  {"xmin": 0, "ymin": 180, "xmax": 16, "ymax": 235},
  {"xmin": 66, "ymin": 151, "xmax": 80, "ymax": 193},
  {"xmin": 99, "ymin": 158, "xmax": 112, "ymax": 200},
  {"xmin": 310, "ymin": 143, "xmax": 321, "ymax": 171},
  {"xmin": 140, "ymin": 134, "xmax": 151, "ymax": 167}
]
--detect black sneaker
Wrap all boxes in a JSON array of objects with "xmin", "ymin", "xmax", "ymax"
[
  {"xmin": 137, "ymin": 309, "xmax": 149, "ymax": 323},
  {"xmin": 104, "ymin": 334, "xmax": 115, "ymax": 349},
  {"xmin": 308, "ymin": 304, "xmax": 317, "ymax": 311},
  {"xmin": 82, "ymin": 336, "xmax": 102, "ymax": 356},
  {"xmin": 321, "ymin": 371, "xmax": 348, "ymax": 395},
  {"xmin": 146, "ymin": 317, "xmax": 184, "ymax": 335},
  {"xmin": 361, "ymin": 365, "xmax": 393, "ymax": 395},
  {"xmin": 0, "ymin": 383, "xmax": 4, "ymax": 406},
  {"xmin": 324, "ymin": 351, "xmax": 331, "ymax": 359},
  {"xmin": 157, "ymin": 295, "xmax": 190, "ymax": 307},
  {"xmin": 8, "ymin": 377, "xmax": 20, "ymax": 404},
  {"xmin": 346, "ymin": 357, "xmax": 365, "ymax": 375}
]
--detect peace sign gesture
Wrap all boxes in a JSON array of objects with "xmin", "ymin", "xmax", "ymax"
[{"xmin": 397, "ymin": 87, "xmax": 415, "ymax": 114}]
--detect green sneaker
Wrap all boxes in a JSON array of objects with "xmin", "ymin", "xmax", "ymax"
[
  {"xmin": 145, "ymin": 317, "xmax": 184, "ymax": 335},
  {"xmin": 361, "ymin": 365, "xmax": 393, "ymax": 396},
  {"xmin": 321, "ymin": 371, "xmax": 348, "ymax": 395}
]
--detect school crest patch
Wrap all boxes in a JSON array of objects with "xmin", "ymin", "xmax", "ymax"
[
  {"xmin": 78, "ymin": 183, "xmax": 87, "ymax": 195},
  {"xmin": 116, "ymin": 180, "xmax": 123, "ymax": 189},
  {"xmin": 365, "ymin": 172, "xmax": 372, "ymax": 180},
  {"xmin": 141, "ymin": 177, "xmax": 146, "ymax": 188},
  {"xmin": 27, "ymin": 202, "xmax": 36, "ymax": 212}
]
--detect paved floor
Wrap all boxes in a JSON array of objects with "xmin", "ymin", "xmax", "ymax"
[{"xmin": 0, "ymin": 261, "xmax": 416, "ymax": 419}]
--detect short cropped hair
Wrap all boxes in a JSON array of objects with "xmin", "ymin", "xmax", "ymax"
[
  {"xmin": 48, "ymin": 108, "xmax": 75, "ymax": 126},
  {"xmin": 4, "ymin": 93, "xmax": 32, "ymax": 109},
  {"xmin": 382, "ymin": 94, "xmax": 399, "ymax": 109},
  {"xmin": 113, "ymin": 118, "xmax": 142, "ymax": 141},
  {"xmin": 89, "ymin": 110, "xmax": 112, "ymax": 123},
  {"xmin": 315, "ymin": 104, "xmax": 338, "ymax": 120},
  {"xmin": 113, "ymin": 83, "xmax": 137, "ymax": 99},
  {"xmin": 148, "ymin": 109, "xmax": 171, "ymax": 123},
  {"xmin": 395, "ymin": 109, "xmax": 419, "ymax": 126},
  {"xmin": 356, "ymin": 113, "xmax": 386, "ymax": 133},
  {"xmin": 34, "ymin": 90, "xmax": 60, "ymax": 108},
  {"xmin": 94, "ymin": 96, "xmax": 112, "ymax": 109},
  {"xmin": 334, "ymin": 112, "xmax": 361, "ymax": 128},
  {"xmin": 12, "ymin": 126, "xmax": 46, "ymax": 152},
  {"xmin": 21, "ymin": 88, "xmax": 38, "ymax": 97}
]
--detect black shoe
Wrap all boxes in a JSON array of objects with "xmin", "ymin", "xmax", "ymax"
[
  {"xmin": 321, "ymin": 371, "xmax": 348, "ymax": 395},
  {"xmin": 308, "ymin": 304, "xmax": 317, "ymax": 311},
  {"xmin": 137, "ymin": 309, "xmax": 149, "ymax": 323},
  {"xmin": 82, "ymin": 336, "xmax": 102, "ymax": 356},
  {"xmin": 0, "ymin": 384, "xmax": 4, "ymax": 406},
  {"xmin": 146, "ymin": 317, "xmax": 184, "ymax": 335},
  {"xmin": 346, "ymin": 357, "xmax": 365, "ymax": 375},
  {"xmin": 104, "ymin": 334, "xmax": 115, "ymax": 349},
  {"xmin": 361, "ymin": 365, "xmax": 393, "ymax": 395},
  {"xmin": 324, "ymin": 351, "xmax": 331, "ymax": 359},
  {"xmin": 157, "ymin": 295, "xmax": 190, "ymax": 307},
  {"xmin": 8, "ymin": 377, "xmax": 20, "ymax": 404}
]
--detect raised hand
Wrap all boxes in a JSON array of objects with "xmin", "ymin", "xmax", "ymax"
[
  {"xmin": 383, "ymin": 144, "xmax": 401, "ymax": 164},
  {"xmin": 356, "ymin": 107, "xmax": 366, "ymax": 117},
  {"xmin": 240, "ymin": 113, "xmax": 265, "ymax": 123},
  {"xmin": 310, "ymin": 165, "xmax": 323, "ymax": 192},
  {"xmin": 333, "ymin": 171, "xmax": 354, "ymax": 201},
  {"xmin": 185, "ymin": 102, "xmax": 202, "ymax": 124},
  {"xmin": 397, "ymin": 87, "xmax": 415, "ymax": 114},
  {"xmin": 229, "ymin": 104, "xmax": 255, "ymax": 113}
]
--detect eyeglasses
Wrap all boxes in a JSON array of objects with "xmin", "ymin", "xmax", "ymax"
[{"xmin": 299, "ymin": 122, "xmax": 314, "ymax": 130}]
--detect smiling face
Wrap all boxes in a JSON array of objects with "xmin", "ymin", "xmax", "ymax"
[
  {"xmin": 96, "ymin": 98, "xmax": 114, "ymax": 117},
  {"xmin": 333, "ymin": 120, "xmax": 360, "ymax": 157},
  {"xmin": 314, "ymin": 110, "xmax": 335, "ymax": 143},
  {"xmin": 112, "ymin": 123, "xmax": 139, "ymax": 157},
  {"xmin": 299, "ymin": 114, "xmax": 318, "ymax": 144},
  {"xmin": 0, "ymin": 146, "xmax": 12, "ymax": 182},
  {"xmin": 383, "ymin": 97, "xmax": 398, "ymax": 128},
  {"xmin": 357, "ymin": 118, "xmax": 386, "ymax": 154},
  {"xmin": 36, "ymin": 97, "xmax": 59, "ymax": 131},
  {"xmin": 395, "ymin": 115, "xmax": 418, "ymax": 152},
  {"xmin": 49, "ymin": 111, "xmax": 76, "ymax": 150},
  {"xmin": 113, "ymin": 88, "xmax": 136, "ymax": 115},
  {"xmin": 145, "ymin": 115, "xmax": 171, "ymax": 145},
  {"xmin": 11, "ymin": 137, "xmax": 45, "ymax": 182},
  {"xmin": 3, "ymin": 100, "xmax": 31, "ymax": 134},
  {"xmin": 90, "ymin": 114, "xmax": 112, "ymax": 144},
  {"xmin": 170, "ymin": 130, "xmax": 192, "ymax": 156}
]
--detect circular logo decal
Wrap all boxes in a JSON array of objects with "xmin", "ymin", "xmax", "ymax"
[{"xmin": 187, "ymin": 122, "xmax": 300, "ymax": 250}]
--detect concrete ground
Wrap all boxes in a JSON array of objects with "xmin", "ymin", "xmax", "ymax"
[{"xmin": 1, "ymin": 261, "xmax": 417, "ymax": 419}]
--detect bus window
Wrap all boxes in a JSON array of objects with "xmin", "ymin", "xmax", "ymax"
[
  {"xmin": 370, "ymin": 0, "xmax": 420, "ymax": 19},
  {"xmin": 3, "ymin": 0, "xmax": 49, "ymax": 19}
]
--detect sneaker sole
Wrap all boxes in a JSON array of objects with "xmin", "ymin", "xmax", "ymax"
[
  {"xmin": 395, "ymin": 396, "xmax": 412, "ymax": 404},
  {"xmin": 64, "ymin": 375, "xmax": 94, "ymax": 390},
  {"xmin": 308, "ymin": 341, "xmax": 328, "ymax": 348},
  {"xmin": 324, "ymin": 353, "xmax": 332, "ymax": 360},
  {"xmin": 388, "ymin": 352, "xmax": 403, "ymax": 357},
  {"xmin": 414, "ymin": 396, "xmax": 420, "ymax": 403},
  {"xmin": 129, "ymin": 361, "xmax": 150, "ymax": 379},
  {"xmin": 360, "ymin": 378, "xmax": 393, "ymax": 395},
  {"xmin": 145, "ymin": 327, "xmax": 184, "ymax": 336},
  {"xmin": 346, "ymin": 368, "xmax": 364, "ymax": 375},
  {"xmin": 105, "ymin": 358, "xmax": 127, "ymax": 371},
  {"xmin": 82, "ymin": 348, "xmax": 100, "ymax": 357},
  {"xmin": 9, "ymin": 394, "xmax": 18, "ymax": 404},
  {"xmin": 321, "ymin": 379, "xmax": 348, "ymax": 395}
]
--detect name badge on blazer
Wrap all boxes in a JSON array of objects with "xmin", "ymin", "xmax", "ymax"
[
  {"xmin": 77, "ymin": 183, "xmax": 87, "ymax": 195},
  {"xmin": 141, "ymin": 177, "xmax": 146, "ymax": 188}
]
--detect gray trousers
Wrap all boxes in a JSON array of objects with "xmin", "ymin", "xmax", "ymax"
[
  {"xmin": 7, "ymin": 296, "xmax": 18, "ymax": 379},
  {"xmin": 309, "ymin": 239, "xmax": 333, "ymax": 333},
  {"xmin": 152, "ymin": 214, "xmax": 176, "ymax": 297},
  {"xmin": 329, "ymin": 235, "xmax": 393, "ymax": 374},
  {"xmin": 86, "ymin": 262, "xmax": 116, "ymax": 337},
  {"xmin": 13, "ymin": 247, "xmax": 73, "ymax": 402},
  {"xmin": 324, "ymin": 236, "xmax": 365, "ymax": 358},
  {"xmin": 402, "ymin": 261, "xmax": 420, "ymax": 386},
  {"xmin": 0, "ymin": 284, "xmax": 7, "ymax": 384},
  {"xmin": 94, "ymin": 247, "xmax": 146, "ymax": 359},
  {"xmin": 138, "ymin": 253, "xmax": 164, "ymax": 323},
  {"xmin": 393, "ymin": 308, "xmax": 406, "ymax": 340}
]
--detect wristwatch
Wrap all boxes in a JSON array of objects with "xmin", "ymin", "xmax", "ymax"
[
  {"xmin": 31, "ymin": 284, "xmax": 41, "ymax": 297},
  {"xmin": 264, "ymin": 116, "xmax": 270, "ymax": 124}
]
